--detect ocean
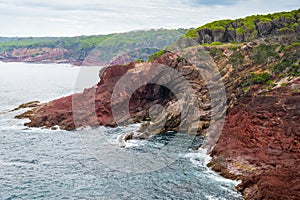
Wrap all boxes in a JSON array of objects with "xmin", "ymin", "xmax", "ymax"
[{"xmin": 0, "ymin": 62, "xmax": 242, "ymax": 199}]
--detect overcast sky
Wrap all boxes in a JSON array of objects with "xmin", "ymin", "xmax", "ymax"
[{"xmin": 0, "ymin": 0, "xmax": 299, "ymax": 37}]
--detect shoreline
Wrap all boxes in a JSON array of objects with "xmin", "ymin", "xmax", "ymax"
[{"xmin": 8, "ymin": 41, "xmax": 300, "ymax": 199}]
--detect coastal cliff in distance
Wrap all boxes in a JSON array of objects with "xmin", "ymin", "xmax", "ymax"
[
  {"xmin": 186, "ymin": 8, "xmax": 300, "ymax": 44},
  {"xmin": 15, "ymin": 9, "xmax": 300, "ymax": 200},
  {"xmin": 0, "ymin": 29, "xmax": 187, "ymax": 66}
]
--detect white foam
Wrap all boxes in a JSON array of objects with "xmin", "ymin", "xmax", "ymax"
[
  {"xmin": 204, "ymin": 195, "xmax": 217, "ymax": 200},
  {"xmin": 184, "ymin": 148, "xmax": 242, "ymax": 186}
]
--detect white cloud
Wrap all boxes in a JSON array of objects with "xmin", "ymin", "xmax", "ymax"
[{"xmin": 0, "ymin": 0, "xmax": 299, "ymax": 37}]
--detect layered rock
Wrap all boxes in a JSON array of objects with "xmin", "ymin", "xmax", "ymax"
[
  {"xmin": 22, "ymin": 47, "xmax": 229, "ymax": 137},
  {"xmin": 23, "ymin": 51, "xmax": 211, "ymax": 133},
  {"xmin": 0, "ymin": 48, "xmax": 72, "ymax": 64},
  {"xmin": 209, "ymin": 79, "xmax": 300, "ymax": 199},
  {"xmin": 24, "ymin": 62, "xmax": 173, "ymax": 130},
  {"xmin": 18, "ymin": 39, "xmax": 300, "ymax": 200}
]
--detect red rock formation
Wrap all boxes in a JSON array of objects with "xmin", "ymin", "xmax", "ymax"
[
  {"xmin": 0, "ymin": 48, "xmax": 72, "ymax": 64},
  {"xmin": 209, "ymin": 79, "xmax": 300, "ymax": 200},
  {"xmin": 25, "ymin": 63, "xmax": 135, "ymax": 130},
  {"xmin": 24, "ymin": 59, "xmax": 177, "ymax": 130},
  {"xmin": 18, "ymin": 43, "xmax": 300, "ymax": 200}
]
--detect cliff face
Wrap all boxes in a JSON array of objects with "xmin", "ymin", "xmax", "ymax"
[
  {"xmin": 14, "ymin": 9, "xmax": 300, "ymax": 199},
  {"xmin": 18, "ymin": 38, "xmax": 300, "ymax": 200},
  {"xmin": 23, "ymin": 62, "xmax": 174, "ymax": 130},
  {"xmin": 209, "ymin": 79, "xmax": 300, "ymax": 200},
  {"xmin": 186, "ymin": 9, "xmax": 300, "ymax": 44},
  {"xmin": 0, "ymin": 48, "xmax": 72, "ymax": 64},
  {"xmin": 21, "ymin": 49, "xmax": 227, "ymax": 138}
]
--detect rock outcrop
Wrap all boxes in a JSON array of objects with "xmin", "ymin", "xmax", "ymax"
[
  {"xmin": 17, "ymin": 36, "xmax": 300, "ymax": 200},
  {"xmin": 209, "ymin": 79, "xmax": 300, "ymax": 200},
  {"xmin": 0, "ymin": 48, "xmax": 73, "ymax": 64},
  {"xmin": 23, "ymin": 46, "xmax": 230, "ymax": 139},
  {"xmin": 24, "ymin": 62, "xmax": 173, "ymax": 130},
  {"xmin": 23, "ymin": 52, "xmax": 208, "ymax": 132},
  {"xmin": 188, "ymin": 9, "xmax": 300, "ymax": 44}
]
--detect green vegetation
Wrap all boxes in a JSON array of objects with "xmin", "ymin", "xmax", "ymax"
[
  {"xmin": 185, "ymin": 8, "xmax": 300, "ymax": 43},
  {"xmin": 250, "ymin": 72, "xmax": 272, "ymax": 84},
  {"xmin": 210, "ymin": 42, "xmax": 223, "ymax": 46},
  {"xmin": 229, "ymin": 51, "xmax": 244, "ymax": 67},
  {"xmin": 266, "ymin": 80, "xmax": 277, "ymax": 88},
  {"xmin": 271, "ymin": 60, "xmax": 300, "ymax": 76},
  {"xmin": 185, "ymin": 29, "xmax": 198, "ymax": 38},
  {"xmin": 238, "ymin": 41, "xmax": 300, "ymax": 90},
  {"xmin": 148, "ymin": 49, "xmax": 168, "ymax": 62},
  {"xmin": 281, "ymin": 83, "xmax": 287, "ymax": 87},
  {"xmin": 236, "ymin": 28, "xmax": 245, "ymax": 35},
  {"xmin": 209, "ymin": 47, "xmax": 223, "ymax": 58},
  {"xmin": 270, "ymin": 42, "xmax": 300, "ymax": 76},
  {"xmin": 252, "ymin": 44, "xmax": 278, "ymax": 65},
  {"xmin": 199, "ymin": 19, "xmax": 233, "ymax": 30},
  {"xmin": 0, "ymin": 29, "xmax": 187, "ymax": 63},
  {"xmin": 135, "ymin": 59, "xmax": 144, "ymax": 63}
]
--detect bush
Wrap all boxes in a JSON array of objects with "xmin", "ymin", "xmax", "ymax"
[
  {"xmin": 266, "ymin": 80, "xmax": 276, "ymax": 88},
  {"xmin": 135, "ymin": 59, "xmax": 144, "ymax": 63},
  {"xmin": 229, "ymin": 52, "xmax": 244, "ymax": 67},
  {"xmin": 270, "ymin": 59, "xmax": 295, "ymax": 75},
  {"xmin": 148, "ymin": 49, "xmax": 167, "ymax": 62},
  {"xmin": 228, "ymin": 46, "xmax": 238, "ymax": 51},
  {"xmin": 209, "ymin": 48, "xmax": 223, "ymax": 57},
  {"xmin": 252, "ymin": 44, "xmax": 278, "ymax": 65},
  {"xmin": 250, "ymin": 72, "xmax": 272, "ymax": 84},
  {"xmin": 211, "ymin": 42, "xmax": 223, "ymax": 46},
  {"xmin": 236, "ymin": 28, "xmax": 245, "ymax": 35},
  {"xmin": 186, "ymin": 29, "xmax": 197, "ymax": 38}
]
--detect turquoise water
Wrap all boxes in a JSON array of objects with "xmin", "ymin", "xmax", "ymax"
[{"xmin": 0, "ymin": 62, "xmax": 242, "ymax": 199}]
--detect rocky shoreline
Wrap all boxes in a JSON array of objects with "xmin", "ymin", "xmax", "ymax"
[
  {"xmin": 0, "ymin": 48, "xmax": 76, "ymax": 65},
  {"xmin": 209, "ymin": 79, "xmax": 300, "ymax": 199},
  {"xmin": 14, "ymin": 39, "xmax": 300, "ymax": 199}
]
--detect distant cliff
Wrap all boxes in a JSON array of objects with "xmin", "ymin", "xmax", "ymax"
[
  {"xmin": 0, "ymin": 29, "xmax": 187, "ymax": 65},
  {"xmin": 186, "ymin": 9, "xmax": 300, "ymax": 44}
]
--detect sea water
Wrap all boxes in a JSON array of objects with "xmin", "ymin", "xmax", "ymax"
[{"xmin": 0, "ymin": 62, "xmax": 242, "ymax": 199}]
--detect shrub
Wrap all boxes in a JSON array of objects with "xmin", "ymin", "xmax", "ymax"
[
  {"xmin": 252, "ymin": 44, "xmax": 278, "ymax": 65},
  {"xmin": 135, "ymin": 59, "xmax": 144, "ymax": 63},
  {"xmin": 228, "ymin": 46, "xmax": 238, "ymax": 51},
  {"xmin": 186, "ymin": 29, "xmax": 197, "ymax": 38},
  {"xmin": 266, "ymin": 80, "xmax": 277, "ymax": 88},
  {"xmin": 250, "ymin": 72, "xmax": 272, "ymax": 84},
  {"xmin": 209, "ymin": 48, "xmax": 223, "ymax": 57},
  {"xmin": 229, "ymin": 52, "xmax": 244, "ymax": 67},
  {"xmin": 236, "ymin": 28, "xmax": 245, "ymax": 35},
  {"xmin": 148, "ymin": 49, "xmax": 167, "ymax": 62},
  {"xmin": 211, "ymin": 42, "xmax": 223, "ymax": 46}
]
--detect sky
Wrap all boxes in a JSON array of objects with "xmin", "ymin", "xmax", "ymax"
[{"xmin": 0, "ymin": 0, "xmax": 299, "ymax": 37}]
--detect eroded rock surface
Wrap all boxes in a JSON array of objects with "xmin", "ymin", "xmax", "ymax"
[
  {"xmin": 17, "ymin": 40, "xmax": 300, "ymax": 200},
  {"xmin": 23, "ymin": 51, "xmax": 215, "ymax": 133},
  {"xmin": 209, "ymin": 79, "xmax": 300, "ymax": 200}
]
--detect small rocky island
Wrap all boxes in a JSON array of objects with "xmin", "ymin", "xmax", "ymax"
[{"xmin": 15, "ymin": 9, "xmax": 300, "ymax": 200}]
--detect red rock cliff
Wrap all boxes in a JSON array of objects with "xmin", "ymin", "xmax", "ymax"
[{"xmin": 209, "ymin": 79, "xmax": 300, "ymax": 199}]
